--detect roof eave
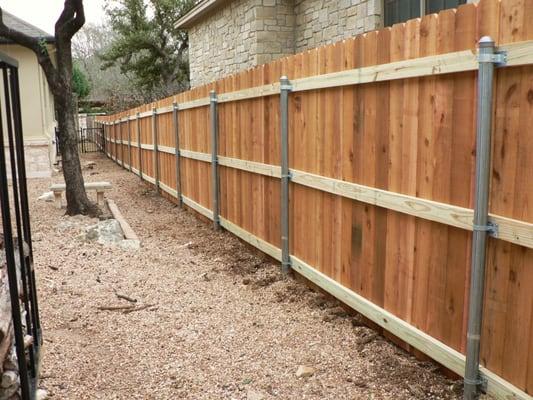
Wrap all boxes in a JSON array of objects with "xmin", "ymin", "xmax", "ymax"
[
  {"xmin": 0, "ymin": 36, "xmax": 56, "ymax": 45},
  {"xmin": 175, "ymin": 0, "xmax": 228, "ymax": 29}
]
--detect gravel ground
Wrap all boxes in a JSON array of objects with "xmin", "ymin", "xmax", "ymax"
[{"xmin": 30, "ymin": 153, "xmax": 464, "ymax": 399}]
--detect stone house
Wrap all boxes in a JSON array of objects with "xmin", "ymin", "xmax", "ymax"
[
  {"xmin": 177, "ymin": 0, "xmax": 469, "ymax": 87},
  {"xmin": 0, "ymin": 11, "xmax": 56, "ymax": 178}
]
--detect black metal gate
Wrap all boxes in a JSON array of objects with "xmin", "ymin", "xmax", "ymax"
[
  {"xmin": 78, "ymin": 127, "xmax": 103, "ymax": 153},
  {"xmin": 0, "ymin": 53, "xmax": 42, "ymax": 399},
  {"xmin": 55, "ymin": 126, "xmax": 104, "ymax": 156}
]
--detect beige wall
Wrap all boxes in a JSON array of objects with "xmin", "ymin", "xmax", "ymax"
[
  {"xmin": 0, "ymin": 44, "xmax": 56, "ymax": 178},
  {"xmin": 187, "ymin": 0, "xmax": 382, "ymax": 87}
]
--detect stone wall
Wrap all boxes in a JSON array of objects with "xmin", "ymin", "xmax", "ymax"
[
  {"xmin": 294, "ymin": 0, "xmax": 381, "ymax": 51},
  {"xmin": 188, "ymin": 0, "xmax": 295, "ymax": 87},
  {"xmin": 187, "ymin": 0, "xmax": 382, "ymax": 87},
  {"xmin": 4, "ymin": 140, "xmax": 53, "ymax": 179},
  {"xmin": 24, "ymin": 141, "xmax": 53, "ymax": 178}
]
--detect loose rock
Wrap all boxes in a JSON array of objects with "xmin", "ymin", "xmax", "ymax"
[
  {"xmin": 81, "ymin": 219, "xmax": 124, "ymax": 245},
  {"xmin": 0, "ymin": 371, "xmax": 17, "ymax": 389},
  {"xmin": 37, "ymin": 192, "xmax": 54, "ymax": 202},
  {"xmin": 296, "ymin": 365, "xmax": 315, "ymax": 378}
]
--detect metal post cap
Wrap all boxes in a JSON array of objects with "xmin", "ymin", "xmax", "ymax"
[{"xmin": 479, "ymin": 36, "xmax": 494, "ymax": 47}]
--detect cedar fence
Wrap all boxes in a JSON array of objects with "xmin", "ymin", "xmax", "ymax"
[{"xmin": 97, "ymin": 1, "xmax": 533, "ymax": 398}]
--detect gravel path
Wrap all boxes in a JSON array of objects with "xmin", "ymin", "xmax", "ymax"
[{"xmin": 30, "ymin": 154, "xmax": 463, "ymax": 399}]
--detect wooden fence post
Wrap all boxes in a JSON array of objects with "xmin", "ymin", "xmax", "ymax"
[
  {"xmin": 152, "ymin": 107, "xmax": 160, "ymax": 193},
  {"xmin": 210, "ymin": 90, "xmax": 220, "ymax": 230},
  {"xmin": 280, "ymin": 76, "xmax": 292, "ymax": 274},
  {"xmin": 173, "ymin": 102, "xmax": 182, "ymax": 206}
]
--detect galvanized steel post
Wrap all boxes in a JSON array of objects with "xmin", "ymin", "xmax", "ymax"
[
  {"xmin": 464, "ymin": 36, "xmax": 505, "ymax": 400},
  {"xmin": 120, "ymin": 119, "xmax": 125, "ymax": 168},
  {"xmin": 152, "ymin": 107, "xmax": 160, "ymax": 193},
  {"xmin": 173, "ymin": 102, "xmax": 183, "ymax": 206},
  {"xmin": 280, "ymin": 76, "xmax": 292, "ymax": 274},
  {"xmin": 137, "ymin": 112, "xmax": 143, "ymax": 180},
  {"xmin": 127, "ymin": 116, "xmax": 132, "ymax": 172},
  {"xmin": 102, "ymin": 122, "xmax": 106, "ymax": 155},
  {"xmin": 210, "ymin": 90, "xmax": 220, "ymax": 230}
]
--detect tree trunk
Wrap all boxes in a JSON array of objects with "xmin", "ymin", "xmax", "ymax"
[
  {"xmin": 55, "ymin": 36, "xmax": 99, "ymax": 217},
  {"xmin": 0, "ymin": 3, "xmax": 94, "ymax": 216},
  {"xmin": 55, "ymin": 91, "xmax": 98, "ymax": 216}
]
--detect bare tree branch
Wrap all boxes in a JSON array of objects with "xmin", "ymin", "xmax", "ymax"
[{"xmin": 0, "ymin": 8, "xmax": 60, "ymax": 93}]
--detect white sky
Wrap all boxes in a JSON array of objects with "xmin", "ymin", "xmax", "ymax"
[{"xmin": 1, "ymin": 0, "xmax": 107, "ymax": 35}]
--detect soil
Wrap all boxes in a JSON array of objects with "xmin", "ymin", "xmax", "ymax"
[{"xmin": 31, "ymin": 153, "xmax": 470, "ymax": 399}]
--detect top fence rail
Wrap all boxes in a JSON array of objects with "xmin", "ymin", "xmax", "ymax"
[{"xmin": 99, "ymin": 40, "xmax": 533, "ymax": 122}]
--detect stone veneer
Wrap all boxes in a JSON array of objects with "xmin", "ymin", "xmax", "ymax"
[
  {"xmin": 294, "ymin": 0, "xmax": 381, "ymax": 51},
  {"xmin": 5, "ymin": 140, "xmax": 53, "ymax": 179},
  {"xmin": 188, "ymin": 0, "xmax": 295, "ymax": 87},
  {"xmin": 187, "ymin": 0, "xmax": 382, "ymax": 87}
]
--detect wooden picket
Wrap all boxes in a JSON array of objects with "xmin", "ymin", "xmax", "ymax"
[{"xmin": 97, "ymin": 1, "xmax": 533, "ymax": 398}]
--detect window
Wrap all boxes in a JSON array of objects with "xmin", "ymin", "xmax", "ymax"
[{"xmin": 384, "ymin": 0, "xmax": 467, "ymax": 27}]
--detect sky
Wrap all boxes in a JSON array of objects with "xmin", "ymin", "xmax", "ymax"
[{"xmin": 1, "ymin": 0, "xmax": 107, "ymax": 35}]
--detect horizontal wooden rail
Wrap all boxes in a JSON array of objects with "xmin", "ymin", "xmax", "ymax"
[
  {"xmin": 99, "ymin": 39, "xmax": 533, "ymax": 123},
  {"xmin": 290, "ymin": 169, "xmax": 533, "ymax": 249},
  {"xmin": 104, "ymin": 141, "xmax": 533, "ymax": 249},
  {"xmin": 180, "ymin": 149, "xmax": 211, "ymax": 163},
  {"xmin": 182, "ymin": 195, "xmax": 213, "ymax": 219},
  {"xmin": 291, "ymin": 50, "xmax": 478, "ymax": 92},
  {"xmin": 218, "ymin": 156, "xmax": 281, "ymax": 178},
  {"xmin": 179, "ymin": 97, "xmax": 211, "ymax": 110},
  {"xmin": 158, "ymin": 145, "xmax": 176, "ymax": 155},
  {"xmin": 219, "ymin": 217, "xmax": 282, "ymax": 261},
  {"xmin": 140, "ymin": 143, "xmax": 155, "ymax": 151},
  {"xmin": 159, "ymin": 181, "xmax": 177, "ymax": 198},
  {"xmin": 217, "ymin": 83, "xmax": 280, "ymax": 103}
]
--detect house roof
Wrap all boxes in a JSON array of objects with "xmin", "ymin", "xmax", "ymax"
[
  {"xmin": 175, "ymin": 0, "xmax": 231, "ymax": 29},
  {"xmin": 0, "ymin": 10, "xmax": 55, "ymax": 44}
]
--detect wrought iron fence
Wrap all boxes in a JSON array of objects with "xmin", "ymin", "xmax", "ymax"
[
  {"xmin": 55, "ymin": 126, "xmax": 104, "ymax": 156},
  {"xmin": 0, "ymin": 52, "xmax": 42, "ymax": 399}
]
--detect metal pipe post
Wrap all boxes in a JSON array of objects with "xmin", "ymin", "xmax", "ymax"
[
  {"xmin": 210, "ymin": 90, "xmax": 220, "ymax": 230},
  {"xmin": 152, "ymin": 108, "xmax": 160, "ymax": 193},
  {"xmin": 121, "ymin": 121, "xmax": 125, "ymax": 168},
  {"xmin": 114, "ymin": 122, "xmax": 118, "ymax": 163},
  {"xmin": 128, "ymin": 117, "xmax": 132, "ymax": 172},
  {"xmin": 280, "ymin": 76, "xmax": 292, "ymax": 275},
  {"xmin": 464, "ymin": 36, "xmax": 500, "ymax": 400},
  {"xmin": 173, "ymin": 102, "xmax": 183, "ymax": 206},
  {"xmin": 137, "ymin": 112, "xmax": 143, "ymax": 180}
]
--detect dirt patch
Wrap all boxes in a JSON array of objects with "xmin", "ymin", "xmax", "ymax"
[{"xmin": 31, "ymin": 154, "xmax": 473, "ymax": 399}]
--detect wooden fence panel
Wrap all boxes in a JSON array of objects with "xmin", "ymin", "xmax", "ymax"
[
  {"xmin": 97, "ymin": 1, "xmax": 533, "ymax": 396},
  {"xmin": 178, "ymin": 85, "xmax": 212, "ymax": 211},
  {"xmin": 481, "ymin": 0, "xmax": 533, "ymax": 392}
]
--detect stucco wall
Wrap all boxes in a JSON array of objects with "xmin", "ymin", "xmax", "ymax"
[
  {"xmin": 294, "ymin": 0, "xmax": 381, "ymax": 51},
  {"xmin": 187, "ymin": 0, "xmax": 382, "ymax": 87},
  {"xmin": 0, "ymin": 44, "xmax": 56, "ymax": 177}
]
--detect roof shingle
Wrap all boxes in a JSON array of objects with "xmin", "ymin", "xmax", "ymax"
[{"xmin": 0, "ymin": 10, "xmax": 55, "ymax": 44}]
